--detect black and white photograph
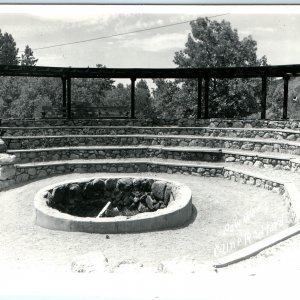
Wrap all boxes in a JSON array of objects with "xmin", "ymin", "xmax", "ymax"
[{"xmin": 0, "ymin": 2, "xmax": 300, "ymax": 299}]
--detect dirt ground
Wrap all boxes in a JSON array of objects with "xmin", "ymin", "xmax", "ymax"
[{"xmin": 0, "ymin": 172, "xmax": 290, "ymax": 274}]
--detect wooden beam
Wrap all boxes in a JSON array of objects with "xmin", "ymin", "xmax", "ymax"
[
  {"xmin": 261, "ymin": 75, "xmax": 267, "ymax": 120},
  {"xmin": 61, "ymin": 77, "xmax": 67, "ymax": 118},
  {"xmin": 197, "ymin": 77, "xmax": 202, "ymax": 119},
  {"xmin": 204, "ymin": 77, "xmax": 210, "ymax": 119},
  {"xmin": 1, "ymin": 64, "xmax": 300, "ymax": 79},
  {"xmin": 131, "ymin": 78, "xmax": 136, "ymax": 119},
  {"xmin": 66, "ymin": 77, "xmax": 71, "ymax": 119},
  {"xmin": 283, "ymin": 75, "xmax": 289, "ymax": 120}
]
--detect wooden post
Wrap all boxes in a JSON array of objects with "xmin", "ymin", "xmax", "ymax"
[
  {"xmin": 66, "ymin": 77, "xmax": 71, "ymax": 119},
  {"xmin": 131, "ymin": 77, "xmax": 136, "ymax": 119},
  {"xmin": 261, "ymin": 75, "xmax": 267, "ymax": 120},
  {"xmin": 204, "ymin": 77, "xmax": 210, "ymax": 119},
  {"xmin": 62, "ymin": 77, "xmax": 67, "ymax": 118},
  {"xmin": 283, "ymin": 75, "xmax": 289, "ymax": 120},
  {"xmin": 197, "ymin": 77, "xmax": 202, "ymax": 119}
]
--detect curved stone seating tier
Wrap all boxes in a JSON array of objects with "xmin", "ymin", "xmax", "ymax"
[
  {"xmin": 2, "ymin": 126, "xmax": 300, "ymax": 142},
  {"xmin": 3, "ymin": 118, "xmax": 300, "ymax": 130},
  {"xmin": 6, "ymin": 145, "xmax": 297, "ymax": 170},
  {"xmin": 8, "ymin": 146, "xmax": 223, "ymax": 163},
  {"xmin": 3, "ymin": 134, "xmax": 300, "ymax": 154},
  {"xmin": 2, "ymin": 118, "xmax": 300, "ymax": 267},
  {"xmin": 1, "ymin": 158, "xmax": 298, "ymax": 224}
]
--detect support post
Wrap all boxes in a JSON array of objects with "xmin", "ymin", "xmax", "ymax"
[
  {"xmin": 62, "ymin": 77, "xmax": 67, "ymax": 118},
  {"xmin": 261, "ymin": 75, "xmax": 267, "ymax": 120},
  {"xmin": 283, "ymin": 75, "xmax": 289, "ymax": 120},
  {"xmin": 66, "ymin": 77, "xmax": 71, "ymax": 119},
  {"xmin": 131, "ymin": 77, "xmax": 136, "ymax": 119},
  {"xmin": 204, "ymin": 77, "xmax": 210, "ymax": 119},
  {"xmin": 197, "ymin": 77, "xmax": 202, "ymax": 119}
]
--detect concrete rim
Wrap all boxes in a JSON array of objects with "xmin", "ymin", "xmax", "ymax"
[{"xmin": 34, "ymin": 175, "xmax": 193, "ymax": 234}]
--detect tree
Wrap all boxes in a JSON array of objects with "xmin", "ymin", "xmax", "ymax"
[
  {"xmin": 155, "ymin": 17, "xmax": 268, "ymax": 119},
  {"xmin": 72, "ymin": 64, "xmax": 115, "ymax": 107},
  {"xmin": 21, "ymin": 45, "xmax": 38, "ymax": 66},
  {"xmin": 0, "ymin": 30, "xmax": 19, "ymax": 65},
  {"xmin": 135, "ymin": 79, "xmax": 155, "ymax": 118}
]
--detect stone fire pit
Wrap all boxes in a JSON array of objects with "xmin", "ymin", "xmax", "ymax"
[{"xmin": 34, "ymin": 176, "xmax": 192, "ymax": 233}]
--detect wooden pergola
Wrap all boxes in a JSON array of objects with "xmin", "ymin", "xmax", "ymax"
[{"xmin": 1, "ymin": 64, "xmax": 300, "ymax": 119}]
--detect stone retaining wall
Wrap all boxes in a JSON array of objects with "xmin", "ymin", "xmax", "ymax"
[
  {"xmin": 10, "ymin": 147, "xmax": 222, "ymax": 164},
  {"xmin": 3, "ymin": 127, "xmax": 300, "ymax": 141},
  {"xmin": 3, "ymin": 118, "xmax": 300, "ymax": 129},
  {"xmin": 1, "ymin": 160, "xmax": 298, "ymax": 225},
  {"xmin": 4, "ymin": 135, "xmax": 300, "ymax": 154}
]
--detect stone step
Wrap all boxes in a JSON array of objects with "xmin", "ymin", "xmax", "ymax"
[
  {"xmin": 3, "ymin": 134, "xmax": 300, "ymax": 154},
  {"xmin": 10, "ymin": 158, "xmax": 298, "ymax": 194},
  {"xmin": 7, "ymin": 145, "xmax": 222, "ymax": 163},
  {"xmin": 2, "ymin": 125, "xmax": 300, "ymax": 141},
  {"xmin": 2, "ymin": 118, "xmax": 300, "ymax": 130},
  {"xmin": 7, "ymin": 144, "xmax": 300, "ymax": 171}
]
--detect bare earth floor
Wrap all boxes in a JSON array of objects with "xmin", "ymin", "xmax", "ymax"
[{"xmin": 0, "ymin": 172, "xmax": 290, "ymax": 274}]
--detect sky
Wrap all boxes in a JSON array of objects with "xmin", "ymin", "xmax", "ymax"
[{"xmin": 0, "ymin": 5, "xmax": 299, "ymax": 71}]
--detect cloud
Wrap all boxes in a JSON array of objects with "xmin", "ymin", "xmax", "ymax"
[{"xmin": 119, "ymin": 32, "xmax": 188, "ymax": 52}]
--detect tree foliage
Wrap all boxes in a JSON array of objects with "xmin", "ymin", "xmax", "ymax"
[
  {"xmin": 0, "ymin": 30, "xmax": 19, "ymax": 65},
  {"xmin": 154, "ymin": 17, "xmax": 268, "ymax": 119},
  {"xmin": 21, "ymin": 45, "xmax": 38, "ymax": 66}
]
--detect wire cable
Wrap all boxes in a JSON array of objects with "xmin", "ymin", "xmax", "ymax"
[{"xmin": 30, "ymin": 13, "xmax": 229, "ymax": 51}]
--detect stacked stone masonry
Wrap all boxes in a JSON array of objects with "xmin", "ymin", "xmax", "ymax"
[
  {"xmin": 1, "ymin": 118, "xmax": 300, "ymax": 227},
  {"xmin": 3, "ymin": 126, "xmax": 300, "ymax": 143},
  {"xmin": 3, "ymin": 118, "xmax": 300, "ymax": 129},
  {"xmin": 3, "ymin": 135, "xmax": 300, "ymax": 154}
]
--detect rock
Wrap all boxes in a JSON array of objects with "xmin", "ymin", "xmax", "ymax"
[
  {"xmin": 145, "ymin": 195, "xmax": 154, "ymax": 210},
  {"xmin": 133, "ymin": 178, "xmax": 144, "ymax": 189},
  {"xmin": 82, "ymin": 182, "xmax": 94, "ymax": 199},
  {"xmin": 164, "ymin": 184, "xmax": 173, "ymax": 205},
  {"xmin": 232, "ymin": 121, "xmax": 243, "ymax": 128},
  {"xmin": 0, "ymin": 139, "xmax": 7, "ymax": 152},
  {"xmin": 151, "ymin": 181, "xmax": 167, "ymax": 200},
  {"xmin": 92, "ymin": 178, "xmax": 105, "ymax": 192},
  {"xmin": 0, "ymin": 154, "xmax": 16, "ymax": 165},
  {"xmin": 287, "ymin": 134, "xmax": 296, "ymax": 141},
  {"xmin": 105, "ymin": 178, "xmax": 118, "ymax": 191},
  {"xmin": 113, "ymin": 260, "xmax": 145, "ymax": 274},
  {"xmin": 71, "ymin": 251, "xmax": 109, "ymax": 273},
  {"xmin": 189, "ymin": 140, "xmax": 198, "ymax": 147},
  {"xmin": 0, "ymin": 165, "xmax": 16, "ymax": 180},
  {"xmin": 179, "ymin": 141, "xmax": 188, "ymax": 147},
  {"xmin": 140, "ymin": 179, "xmax": 153, "ymax": 192},
  {"xmin": 225, "ymin": 156, "xmax": 235, "ymax": 162},
  {"xmin": 253, "ymin": 161, "xmax": 263, "ymax": 168},
  {"xmin": 261, "ymin": 145, "xmax": 273, "ymax": 152},
  {"xmin": 51, "ymin": 185, "xmax": 68, "ymax": 205},
  {"xmin": 133, "ymin": 196, "xmax": 140, "ymax": 203},
  {"xmin": 123, "ymin": 195, "xmax": 133, "ymax": 206},
  {"xmin": 105, "ymin": 207, "xmax": 119, "ymax": 217},
  {"xmin": 138, "ymin": 202, "xmax": 149, "ymax": 213},
  {"xmin": 68, "ymin": 184, "xmax": 82, "ymax": 201},
  {"xmin": 117, "ymin": 178, "xmax": 133, "ymax": 191}
]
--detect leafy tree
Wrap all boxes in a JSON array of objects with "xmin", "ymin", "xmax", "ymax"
[
  {"xmin": 153, "ymin": 17, "xmax": 268, "ymax": 119},
  {"xmin": 267, "ymin": 77, "xmax": 300, "ymax": 119},
  {"xmin": 72, "ymin": 64, "xmax": 115, "ymax": 107},
  {"xmin": 21, "ymin": 45, "xmax": 38, "ymax": 66},
  {"xmin": 152, "ymin": 79, "xmax": 184, "ymax": 119},
  {"xmin": 0, "ymin": 30, "xmax": 19, "ymax": 65},
  {"xmin": 135, "ymin": 79, "xmax": 155, "ymax": 118}
]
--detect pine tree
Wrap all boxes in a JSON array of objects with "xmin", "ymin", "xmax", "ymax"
[
  {"xmin": 21, "ymin": 45, "xmax": 38, "ymax": 66},
  {"xmin": 0, "ymin": 30, "xmax": 19, "ymax": 65}
]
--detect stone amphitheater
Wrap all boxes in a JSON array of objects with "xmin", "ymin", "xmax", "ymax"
[{"xmin": 2, "ymin": 116, "xmax": 300, "ymax": 281}]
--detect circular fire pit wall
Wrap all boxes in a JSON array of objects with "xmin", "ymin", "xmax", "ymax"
[{"xmin": 34, "ymin": 176, "xmax": 192, "ymax": 233}]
